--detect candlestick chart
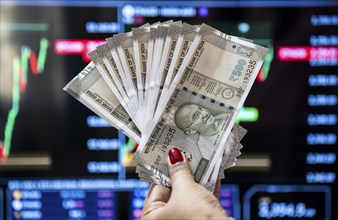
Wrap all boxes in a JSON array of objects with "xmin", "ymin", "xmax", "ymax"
[{"xmin": 0, "ymin": 38, "xmax": 49, "ymax": 161}]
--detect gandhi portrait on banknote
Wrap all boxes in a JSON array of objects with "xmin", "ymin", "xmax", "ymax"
[{"xmin": 174, "ymin": 102, "xmax": 230, "ymax": 160}]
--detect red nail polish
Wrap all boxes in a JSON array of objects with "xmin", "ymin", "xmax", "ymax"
[{"xmin": 169, "ymin": 148, "xmax": 183, "ymax": 165}]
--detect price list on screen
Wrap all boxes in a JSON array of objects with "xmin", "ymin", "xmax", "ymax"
[
  {"xmin": 305, "ymin": 14, "xmax": 337, "ymax": 184},
  {"xmin": 86, "ymin": 116, "xmax": 123, "ymax": 176},
  {"xmin": 277, "ymin": 14, "xmax": 337, "ymax": 184},
  {"xmin": 6, "ymin": 179, "xmax": 149, "ymax": 220}
]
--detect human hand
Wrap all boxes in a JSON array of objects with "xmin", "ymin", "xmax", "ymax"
[{"xmin": 141, "ymin": 147, "xmax": 233, "ymax": 220}]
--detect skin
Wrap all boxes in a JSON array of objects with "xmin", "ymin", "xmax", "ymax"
[{"xmin": 141, "ymin": 154, "xmax": 233, "ymax": 220}]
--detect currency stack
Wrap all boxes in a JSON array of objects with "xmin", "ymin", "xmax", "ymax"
[{"xmin": 64, "ymin": 21, "xmax": 269, "ymax": 191}]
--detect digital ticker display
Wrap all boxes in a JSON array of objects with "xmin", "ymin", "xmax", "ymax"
[
  {"xmin": 0, "ymin": 0, "xmax": 337, "ymax": 219},
  {"xmin": 5, "ymin": 180, "xmax": 241, "ymax": 220},
  {"xmin": 243, "ymin": 185, "xmax": 331, "ymax": 219}
]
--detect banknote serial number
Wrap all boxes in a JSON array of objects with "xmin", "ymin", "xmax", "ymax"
[
  {"xmin": 236, "ymin": 59, "xmax": 257, "ymax": 98},
  {"xmin": 161, "ymin": 128, "xmax": 176, "ymax": 153}
]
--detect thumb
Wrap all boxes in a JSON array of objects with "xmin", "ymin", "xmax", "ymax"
[{"xmin": 168, "ymin": 148, "xmax": 195, "ymax": 189}]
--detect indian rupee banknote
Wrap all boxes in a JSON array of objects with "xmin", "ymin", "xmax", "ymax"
[
  {"xmin": 64, "ymin": 62, "xmax": 141, "ymax": 143},
  {"xmin": 88, "ymin": 49, "xmax": 140, "ymax": 130},
  {"xmin": 64, "ymin": 21, "xmax": 263, "ymax": 191},
  {"xmin": 137, "ymin": 24, "xmax": 268, "ymax": 186}
]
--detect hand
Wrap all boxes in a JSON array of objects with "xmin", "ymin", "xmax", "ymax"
[{"xmin": 141, "ymin": 147, "xmax": 233, "ymax": 220}]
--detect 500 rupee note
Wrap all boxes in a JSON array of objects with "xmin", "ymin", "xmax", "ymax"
[
  {"xmin": 137, "ymin": 24, "xmax": 268, "ymax": 186},
  {"xmin": 64, "ymin": 62, "xmax": 141, "ymax": 143}
]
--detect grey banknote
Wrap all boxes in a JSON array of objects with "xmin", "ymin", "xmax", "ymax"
[
  {"xmin": 63, "ymin": 62, "xmax": 141, "ymax": 143},
  {"xmin": 137, "ymin": 24, "xmax": 268, "ymax": 186},
  {"xmin": 158, "ymin": 23, "xmax": 199, "ymax": 111},
  {"xmin": 89, "ymin": 49, "xmax": 137, "ymax": 126},
  {"xmin": 137, "ymin": 124, "xmax": 244, "ymax": 192}
]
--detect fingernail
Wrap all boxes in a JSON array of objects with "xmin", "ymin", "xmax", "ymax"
[{"xmin": 168, "ymin": 148, "xmax": 183, "ymax": 165}]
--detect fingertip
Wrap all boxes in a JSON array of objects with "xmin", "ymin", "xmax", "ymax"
[
  {"xmin": 168, "ymin": 147, "xmax": 184, "ymax": 165},
  {"xmin": 167, "ymin": 148, "xmax": 195, "ymax": 189}
]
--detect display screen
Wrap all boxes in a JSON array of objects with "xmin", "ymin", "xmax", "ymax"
[{"xmin": 0, "ymin": 0, "xmax": 337, "ymax": 219}]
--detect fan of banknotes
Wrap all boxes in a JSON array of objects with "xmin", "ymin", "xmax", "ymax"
[{"xmin": 64, "ymin": 21, "xmax": 268, "ymax": 191}]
